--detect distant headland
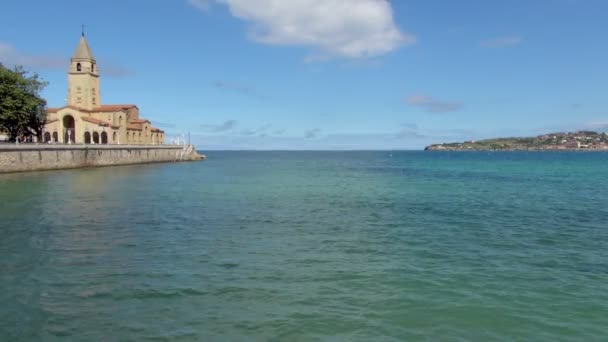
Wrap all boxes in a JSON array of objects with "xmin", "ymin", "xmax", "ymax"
[{"xmin": 425, "ymin": 131, "xmax": 608, "ymax": 151}]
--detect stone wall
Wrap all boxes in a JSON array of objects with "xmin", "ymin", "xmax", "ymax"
[{"xmin": 0, "ymin": 144, "xmax": 204, "ymax": 173}]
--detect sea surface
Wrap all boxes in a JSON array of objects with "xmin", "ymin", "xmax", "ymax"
[{"xmin": 1, "ymin": 151, "xmax": 607, "ymax": 341}]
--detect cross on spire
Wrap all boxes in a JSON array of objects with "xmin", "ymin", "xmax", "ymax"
[{"xmin": 81, "ymin": 24, "xmax": 85, "ymax": 37}]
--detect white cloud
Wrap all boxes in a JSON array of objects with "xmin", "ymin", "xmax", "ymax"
[
  {"xmin": 0, "ymin": 41, "xmax": 132, "ymax": 77},
  {"xmin": 583, "ymin": 121, "xmax": 608, "ymax": 131},
  {"xmin": 189, "ymin": 0, "xmax": 415, "ymax": 60},
  {"xmin": 201, "ymin": 120, "xmax": 238, "ymax": 132},
  {"xmin": 240, "ymin": 124, "xmax": 272, "ymax": 137},
  {"xmin": 305, "ymin": 128, "xmax": 322, "ymax": 139},
  {"xmin": 213, "ymin": 80, "xmax": 263, "ymax": 98},
  {"xmin": 0, "ymin": 42, "xmax": 64, "ymax": 69},
  {"xmin": 406, "ymin": 94, "xmax": 464, "ymax": 113},
  {"xmin": 480, "ymin": 36, "xmax": 522, "ymax": 48},
  {"xmin": 187, "ymin": 0, "xmax": 212, "ymax": 11}
]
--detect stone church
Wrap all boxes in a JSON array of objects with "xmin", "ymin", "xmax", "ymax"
[{"xmin": 44, "ymin": 34, "xmax": 164, "ymax": 145}]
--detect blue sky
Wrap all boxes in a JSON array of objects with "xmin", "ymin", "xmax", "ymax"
[{"xmin": 1, "ymin": 0, "xmax": 607, "ymax": 149}]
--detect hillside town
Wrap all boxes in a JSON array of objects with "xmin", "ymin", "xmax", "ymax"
[{"xmin": 426, "ymin": 131, "xmax": 608, "ymax": 151}]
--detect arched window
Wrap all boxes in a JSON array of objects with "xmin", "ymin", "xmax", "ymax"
[
  {"xmin": 119, "ymin": 116, "xmax": 123, "ymax": 126},
  {"xmin": 62, "ymin": 115, "xmax": 75, "ymax": 144},
  {"xmin": 92, "ymin": 63, "xmax": 95, "ymax": 72},
  {"xmin": 113, "ymin": 131, "xmax": 117, "ymax": 143},
  {"xmin": 77, "ymin": 63, "xmax": 82, "ymax": 71},
  {"xmin": 138, "ymin": 132, "xmax": 142, "ymax": 143}
]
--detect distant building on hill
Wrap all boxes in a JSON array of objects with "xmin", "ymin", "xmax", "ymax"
[{"xmin": 43, "ymin": 34, "xmax": 164, "ymax": 145}]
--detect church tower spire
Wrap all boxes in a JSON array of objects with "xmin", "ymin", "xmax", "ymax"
[
  {"xmin": 72, "ymin": 35, "xmax": 95, "ymax": 61},
  {"xmin": 67, "ymin": 32, "xmax": 100, "ymax": 110}
]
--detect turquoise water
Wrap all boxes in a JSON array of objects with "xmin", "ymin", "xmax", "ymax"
[{"xmin": 1, "ymin": 151, "xmax": 607, "ymax": 341}]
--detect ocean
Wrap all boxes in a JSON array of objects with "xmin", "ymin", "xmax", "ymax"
[{"xmin": 1, "ymin": 151, "xmax": 607, "ymax": 341}]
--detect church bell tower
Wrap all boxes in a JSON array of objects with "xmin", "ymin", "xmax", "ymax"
[{"xmin": 67, "ymin": 32, "xmax": 100, "ymax": 110}]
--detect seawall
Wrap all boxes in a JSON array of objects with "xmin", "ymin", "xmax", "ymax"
[{"xmin": 0, "ymin": 144, "xmax": 205, "ymax": 173}]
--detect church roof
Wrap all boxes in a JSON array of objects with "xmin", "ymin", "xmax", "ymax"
[
  {"xmin": 46, "ymin": 104, "xmax": 138, "ymax": 113},
  {"xmin": 72, "ymin": 35, "xmax": 96, "ymax": 61},
  {"xmin": 127, "ymin": 124, "xmax": 143, "ymax": 131},
  {"xmin": 46, "ymin": 104, "xmax": 137, "ymax": 113},
  {"xmin": 81, "ymin": 116, "xmax": 119, "ymax": 128},
  {"xmin": 97, "ymin": 104, "xmax": 138, "ymax": 111}
]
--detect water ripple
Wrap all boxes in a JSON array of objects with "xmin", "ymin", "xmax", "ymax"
[{"xmin": 1, "ymin": 152, "xmax": 607, "ymax": 341}]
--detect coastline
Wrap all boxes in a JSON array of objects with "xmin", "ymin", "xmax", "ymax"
[
  {"xmin": 425, "ymin": 146, "xmax": 608, "ymax": 152},
  {"xmin": 425, "ymin": 131, "xmax": 608, "ymax": 152}
]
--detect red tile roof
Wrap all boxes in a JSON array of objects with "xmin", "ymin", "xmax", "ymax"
[
  {"xmin": 151, "ymin": 127, "xmax": 164, "ymax": 133},
  {"xmin": 130, "ymin": 119, "xmax": 150, "ymax": 124},
  {"xmin": 46, "ymin": 104, "xmax": 138, "ymax": 114},
  {"xmin": 97, "ymin": 104, "xmax": 138, "ymax": 112},
  {"xmin": 81, "ymin": 116, "xmax": 119, "ymax": 128},
  {"xmin": 127, "ymin": 124, "xmax": 142, "ymax": 131}
]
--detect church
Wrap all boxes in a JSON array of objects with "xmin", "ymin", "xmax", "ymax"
[{"xmin": 43, "ymin": 34, "xmax": 164, "ymax": 145}]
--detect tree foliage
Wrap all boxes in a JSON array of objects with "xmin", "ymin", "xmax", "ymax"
[{"xmin": 0, "ymin": 64, "xmax": 48, "ymax": 141}]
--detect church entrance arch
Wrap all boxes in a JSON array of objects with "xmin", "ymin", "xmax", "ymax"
[
  {"xmin": 93, "ymin": 132, "xmax": 100, "ymax": 144},
  {"xmin": 63, "ymin": 115, "xmax": 76, "ymax": 144},
  {"xmin": 101, "ymin": 132, "xmax": 108, "ymax": 144},
  {"xmin": 84, "ymin": 131, "xmax": 91, "ymax": 144}
]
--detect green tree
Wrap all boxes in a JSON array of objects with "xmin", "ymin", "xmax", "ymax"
[{"xmin": 0, "ymin": 64, "xmax": 48, "ymax": 142}]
